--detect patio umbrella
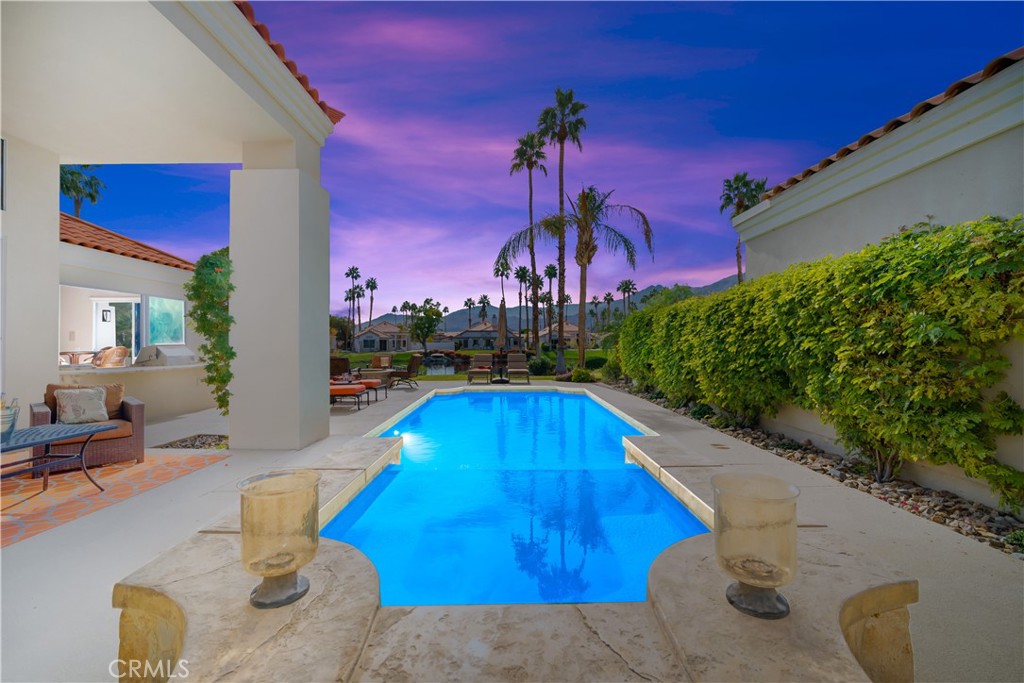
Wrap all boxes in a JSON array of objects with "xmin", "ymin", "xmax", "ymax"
[{"xmin": 496, "ymin": 300, "xmax": 508, "ymax": 353}]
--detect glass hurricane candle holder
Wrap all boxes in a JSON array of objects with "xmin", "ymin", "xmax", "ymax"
[
  {"xmin": 238, "ymin": 469, "xmax": 321, "ymax": 609},
  {"xmin": 712, "ymin": 473, "xmax": 799, "ymax": 619}
]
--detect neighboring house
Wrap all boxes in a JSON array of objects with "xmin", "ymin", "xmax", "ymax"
[
  {"xmin": 57, "ymin": 213, "xmax": 215, "ymax": 421},
  {"xmin": 537, "ymin": 322, "xmax": 579, "ymax": 346},
  {"xmin": 733, "ymin": 48, "xmax": 1023, "ymax": 508},
  {"xmin": 454, "ymin": 321, "xmax": 518, "ymax": 350},
  {"xmin": 3, "ymin": 1, "xmax": 342, "ymax": 450},
  {"xmin": 353, "ymin": 321, "xmax": 409, "ymax": 353}
]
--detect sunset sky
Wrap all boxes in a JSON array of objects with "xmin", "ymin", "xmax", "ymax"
[{"xmin": 62, "ymin": 2, "xmax": 1023, "ymax": 316}]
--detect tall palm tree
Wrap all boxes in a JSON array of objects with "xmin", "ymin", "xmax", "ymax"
[
  {"xmin": 345, "ymin": 266, "xmax": 361, "ymax": 330},
  {"xmin": 353, "ymin": 284, "xmax": 365, "ymax": 330},
  {"xmin": 538, "ymin": 88, "xmax": 588, "ymax": 374},
  {"xmin": 514, "ymin": 265, "xmax": 530, "ymax": 349},
  {"xmin": 463, "ymin": 297, "xmax": 476, "ymax": 330},
  {"xmin": 603, "ymin": 292, "xmax": 614, "ymax": 331},
  {"xmin": 494, "ymin": 258, "xmax": 511, "ymax": 303},
  {"xmin": 510, "ymin": 131, "xmax": 549, "ymax": 351},
  {"xmin": 567, "ymin": 187, "xmax": 653, "ymax": 367},
  {"xmin": 60, "ymin": 165, "xmax": 105, "ymax": 217},
  {"xmin": 589, "ymin": 307, "xmax": 598, "ymax": 332},
  {"xmin": 590, "ymin": 294, "xmax": 600, "ymax": 331},
  {"xmin": 442, "ymin": 306, "xmax": 450, "ymax": 332},
  {"xmin": 365, "ymin": 277, "xmax": 378, "ymax": 325},
  {"xmin": 478, "ymin": 294, "xmax": 491, "ymax": 323},
  {"xmin": 719, "ymin": 172, "xmax": 768, "ymax": 284}
]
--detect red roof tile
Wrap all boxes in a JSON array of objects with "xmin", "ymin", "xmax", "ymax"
[
  {"xmin": 59, "ymin": 213, "xmax": 195, "ymax": 271},
  {"xmin": 233, "ymin": 1, "xmax": 345, "ymax": 126},
  {"xmin": 763, "ymin": 47, "xmax": 1024, "ymax": 201}
]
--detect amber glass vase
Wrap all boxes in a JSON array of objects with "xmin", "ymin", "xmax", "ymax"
[
  {"xmin": 238, "ymin": 469, "xmax": 321, "ymax": 608},
  {"xmin": 712, "ymin": 473, "xmax": 799, "ymax": 619}
]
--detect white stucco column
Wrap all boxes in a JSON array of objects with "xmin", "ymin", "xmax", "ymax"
[
  {"xmin": 229, "ymin": 141, "xmax": 329, "ymax": 450},
  {"xmin": 0, "ymin": 136, "xmax": 61, "ymax": 424}
]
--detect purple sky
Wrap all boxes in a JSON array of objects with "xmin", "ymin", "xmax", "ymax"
[{"xmin": 64, "ymin": 2, "xmax": 1023, "ymax": 316}]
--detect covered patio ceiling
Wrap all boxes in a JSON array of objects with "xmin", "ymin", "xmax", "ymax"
[{"xmin": 3, "ymin": 1, "xmax": 317, "ymax": 164}]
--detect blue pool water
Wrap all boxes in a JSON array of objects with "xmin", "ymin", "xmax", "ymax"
[{"xmin": 320, "ymin": 391, "xmax": 708, "ymax": 605}]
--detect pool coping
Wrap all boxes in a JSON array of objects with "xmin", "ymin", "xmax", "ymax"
[{"xmin": 112, "ymin": 386, "xmax": 921, "ymax": 682}]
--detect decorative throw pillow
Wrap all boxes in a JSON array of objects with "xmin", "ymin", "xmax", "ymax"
[{"xmin": 54, "ymin": 387, "xmax": 108, "ymax": 424}]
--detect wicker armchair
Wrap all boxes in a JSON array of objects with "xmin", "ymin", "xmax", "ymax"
[{"xmin": 30, "ymin": 383, "xmax": 145, "ymax": 471}]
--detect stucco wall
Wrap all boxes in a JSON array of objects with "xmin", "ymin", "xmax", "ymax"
[
  {"xmin": 737, "ymin": 62, "xmax": 1023, "ymax": 510},
  {"xmin": 744, "ymin": 126, "xmax": 1023, "ymax": 278},
  {"xmin": 1, "ymin": 137, "xmax": 62, "ymax": 428},
  {"xmin": 58, "ymin": 365, "xmax": 215, "ymax": 423}
]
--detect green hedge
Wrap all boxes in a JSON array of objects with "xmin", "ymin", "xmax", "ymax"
[{"xmin": 618, "ymin": 216, "xmax": 1024, "ymax": 509}]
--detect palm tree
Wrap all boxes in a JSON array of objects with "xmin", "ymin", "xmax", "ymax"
[
  {"xmin": 567, "ymin": 187, "xmax": 653, "ymax": 367},
  {"xmin": 60, "ymin": 165, "xmax": 105, "ymax": 217},
  {"xmin": 538, "ymin": 88, "xmax": 588, "ymax": 374},
  {"xmin": 589, "ymin": 307, "xmax": 598, "ymax": 332},
  {"xmin": 442, "ymin": 306, "xmax": 450, "ymax": 332},
  {"xmin": 719, "ymin": 172, "xmax": 768, "ymax": 284},
  {"xmin": 590, "ymin": 295, "xmax": 600, "ymax": 331},
  {"xmin": 463, "ymin": 297, "xmax": 475, "ymax": 330},
  {"xmin": 365, "ymin": 277, "xmax": 378, "ymax": 325},
  {"xmin": 510, "ymin": 131, "xmax": 549, "ymax": 351},
  {"xmin": 494, "ymin": 258, "xmax": 511, "ymax": 303},
  {"xmin": 540, "ymin": 292, "xmax": 554, "ymax": 346},
  {"xmin": 478, "ymin": 294, "xmax": 491, "ymax": 323},
  {"xmin": 353, "ymin": 284, "xmax": 365, "ymax": 330},
  {"xmin": 514, "ymin": 265, "xmax": 530, "ymax": 349},
  {"xmin": 400, "ymin": 300, "xmax": 411, "ymax": 329},
  {"xmin": 603, "ymin": 292, "xmax": 614, "ymax": 331},
  {"xmin": 345, "ymin": 266, "xmax": 361, "ymax": 330}
]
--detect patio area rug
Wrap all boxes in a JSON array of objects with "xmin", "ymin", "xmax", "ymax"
[{"xmin": 1, "ymin": 451, "xmax": 229, "ymax": 548}]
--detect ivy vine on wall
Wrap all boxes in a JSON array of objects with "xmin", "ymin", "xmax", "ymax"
[
  {"xmin": 183, "ymin": 247, "xmax": 236, "ymax": 415},
  {"xmin": 618, "ymin": 216, "xmax": 1024, "ymax": 509}
]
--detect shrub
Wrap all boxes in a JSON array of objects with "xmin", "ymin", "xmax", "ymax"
[
  {"xmin": 183, "ymin": 248, "xmax": 235, "ymax": 415},
  {"xmin": 584, "ymin": 356, "xmax": 607, "ymax": 370},
  {"xmin": 570, "ymin": 367, "xmax": 595, "ymax": 383},
  {"xmin": 1006, "ymin": 529, "xmax": 1024, "ymax": 551},
  {"xmin": 616, "ymin": 216, "xmax": 1024, "ymax": 510},
  {"xmin": 528, "ymin": 356, "xmax": 555, "ymax": 376},
  {"xmin": 601, "ymin": 350, "xmax": 622, "ymax": 382}
]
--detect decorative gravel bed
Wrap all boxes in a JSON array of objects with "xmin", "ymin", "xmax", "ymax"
[
  {"xmin": 153, "ymin": 434, "xmax": 229, "ymax": 450},
  {"xmin": 604, "ymin": 382, "xmax": 1024, "ymax": 558}
]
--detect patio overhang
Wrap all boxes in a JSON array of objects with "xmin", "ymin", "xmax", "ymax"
[{"xmin": 2, "ymin": 1, "xmax": 340, "ymax": 450}]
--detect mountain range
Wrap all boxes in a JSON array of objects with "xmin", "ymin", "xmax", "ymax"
[{"xmin": 337, "ymin": 274, "xmax": 738, "ymax": 333}]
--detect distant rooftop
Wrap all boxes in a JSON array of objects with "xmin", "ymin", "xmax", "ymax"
[
  {"xmin": 59, "ymin": 213, "xmax": 194, "ymax": 271},
  {"xmin": 764, "ymin": 46, "xmax": 1024, "ymax": 201}
]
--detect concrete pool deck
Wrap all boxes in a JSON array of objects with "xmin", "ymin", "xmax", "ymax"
[{"xmin": 2, "ymin": 382, "xmax": 1022, "ymax": 681}]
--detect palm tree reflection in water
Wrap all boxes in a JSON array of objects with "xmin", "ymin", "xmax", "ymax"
[{"xmin": 508, "ymin": 471, "xmax": 609, "ymax": 602}]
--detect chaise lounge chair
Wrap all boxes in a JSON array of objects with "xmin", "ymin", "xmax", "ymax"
[
  {"xmin": 389, "ymin": 354, "xmax": 422, "ymax": 389},
  {"xmin": 329, "ymin": 383, "xmax": 368, "ymax": 409},
  {"xmin": 506, "ymin": 353, "xmax": 530, "ymax": 384},
  {"xmin": 467, "ymin": 354, "xmax": 493, "ymax": 384}
]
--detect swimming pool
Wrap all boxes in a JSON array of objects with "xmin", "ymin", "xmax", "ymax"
[{"xmin": 320, "ymin": 390, "xmax": 708, "ymax": 605}]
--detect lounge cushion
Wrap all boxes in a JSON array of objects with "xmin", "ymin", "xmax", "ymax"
[
  {"xmin": 54, "ymin": 387, "xmax": 108, "ymax": 424},
  {"xmin": 52, "ymin": 419, "xmax": 134, "ymax": 446},
  {"xmin": 46, "ymin": 383, "xmax": 125, "ymax": 419},
  {"xmin": 330, "ymin": 384, "xmax": 366, "ymax": 396}
]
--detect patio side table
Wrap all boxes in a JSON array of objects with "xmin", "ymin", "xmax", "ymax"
[{"xmin": 1, "ymin": 422, "xmax": 118, "ymax": 491}]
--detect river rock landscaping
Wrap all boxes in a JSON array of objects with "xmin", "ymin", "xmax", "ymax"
[{"xmin": 607, "ymin": 381, "xmax": 1024, "ymax": 558}]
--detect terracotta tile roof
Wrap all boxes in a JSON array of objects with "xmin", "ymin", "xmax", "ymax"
[
  {"xmin": 59, "ymin": 213, "xmax": 195, "ymax": 271},
  {"xmin": 763, "ymin": 46, "xmax": 1024, "ymax": 201},
  {"xmin": 233, "ymin": 1, "xmax": 345, "ymax": 126}
]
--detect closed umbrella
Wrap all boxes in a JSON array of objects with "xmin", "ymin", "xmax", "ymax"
[{"xmin": 496, "ymin": 300, "xmax": 508, "ymax": 353}]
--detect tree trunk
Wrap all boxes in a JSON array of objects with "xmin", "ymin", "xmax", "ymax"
[
  {"xmin": 74, "ymin": 198, "xmax": 83, "ymax": 218},
  {"xmin": 736, "ymin": 236, "xmax": 744, "ymax": 284},
  {"xmin": 368, "ymin": 295, "xmax": 374, "ymax": 327},
  {"xmin": 577, "ymin": 265, "xmax": 588, "ymax": 369},
  {"xmin": 518, "ymin": 288, "xmax": 523, "ymax": 351},
  {"xmin": 555, "ymin": 139, "xmax": 567, "ymax": 374},
  {"xmin": 528, "ymin": 169, "xmax": 540, "ymax": 353}
]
